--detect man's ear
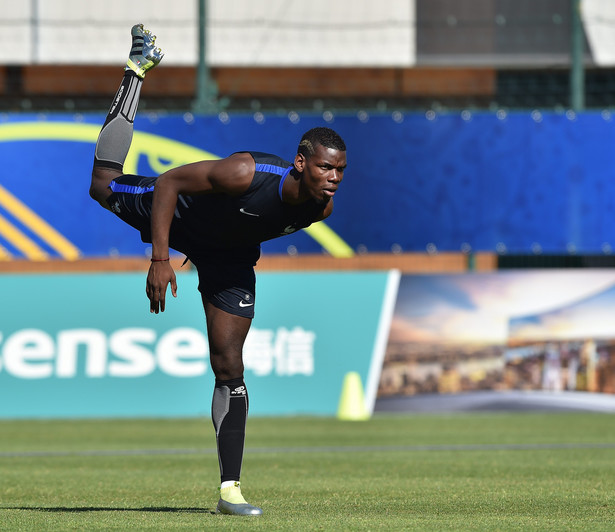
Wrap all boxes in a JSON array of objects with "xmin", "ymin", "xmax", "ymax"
[{"xmin": 294, "ymin": 153, "xmax": 306, "ymax": 172}]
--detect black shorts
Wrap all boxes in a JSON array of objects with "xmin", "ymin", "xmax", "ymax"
[
  {"xmin": 193, "ymin": 259, "xmax": 256, "ymax": 319},
  {"xmin": 107, "ymin": 174, "xmax": 156, "ymax": 241},
  {"xmin": 107, "ymin": 174, "xmax": 257, "ymax": 319}
]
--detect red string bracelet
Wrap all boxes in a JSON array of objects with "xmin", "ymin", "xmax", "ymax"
[{"xmin": 151, "ymin": 258, "xmax": 170, "ymax": 262}]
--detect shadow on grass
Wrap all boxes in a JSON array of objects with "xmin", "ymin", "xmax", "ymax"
[{"xmin": 5, "ymin": 506, "xmax": 215, "ymax": 514}]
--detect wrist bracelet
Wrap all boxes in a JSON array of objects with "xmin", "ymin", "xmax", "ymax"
[{"xmin": 151, "ymin": 258, "xmax": 170, "ymax": 262}]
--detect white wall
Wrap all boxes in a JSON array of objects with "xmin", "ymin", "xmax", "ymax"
[
  {"xmin": 582, "ymin": 0, "xmax": 615, "ymax": 66},
  {"xmin": 0, "ymin": 0, "xmax": 416, "ymax": 67}
]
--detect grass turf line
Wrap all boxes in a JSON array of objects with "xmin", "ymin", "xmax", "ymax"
[{"xmin": 0, "ymin": 413, "xmax": 614, "ymax": 530}]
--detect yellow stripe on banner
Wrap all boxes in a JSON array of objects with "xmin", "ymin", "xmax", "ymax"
[
  {"xmin": 0, "ymin": 213, "xmax": 48, "ymax": 260},
  {"xmin": 0, "ymin": 243, "xmax": 12, "ymax": 261},
  {"xmin": 0, "ymin": 185, "xmax": 81, "ymax": 260},
  {"xmin": 304, "ymin": 222, "xmax": 355, "ymax": 258},
  {"xmin": 0, "ymin": 122, "xmax": 100, "ymax": 143}
]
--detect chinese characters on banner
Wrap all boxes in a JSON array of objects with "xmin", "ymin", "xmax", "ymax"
[{"xmin": 244, "ymin": 327, "xmax": 315, "ymax": 377}]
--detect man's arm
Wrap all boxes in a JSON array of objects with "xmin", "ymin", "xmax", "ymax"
[{"xmin": 146, "ymin": 152, "xmax": 255, "ymax": 313}]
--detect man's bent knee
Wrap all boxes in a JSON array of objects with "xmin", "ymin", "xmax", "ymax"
[
  {"xmin": 90, "ymin": 167, "xmax": 120, "ymax": 208},
  {"xmin": 89, "ymin": 180, "xmax": 112, "ymax": 209}
]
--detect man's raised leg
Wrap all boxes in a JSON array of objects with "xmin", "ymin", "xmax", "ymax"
[{"xmin": 90, "ymin": 24, "xmax": 163, "ymax": 208}]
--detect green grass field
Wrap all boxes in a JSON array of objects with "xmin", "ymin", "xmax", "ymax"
[{"xmin": 1, "ymin": 412, "xmax": 615, "ymax": 530}]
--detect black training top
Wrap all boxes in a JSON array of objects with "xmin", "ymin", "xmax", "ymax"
[{"xmin": 168, "ymin": 151, "xmax": 327, "ymax": 263}]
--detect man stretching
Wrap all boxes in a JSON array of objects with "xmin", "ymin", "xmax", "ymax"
[{"xmin": 90, "ymin": 24, "xmax": 347, "ymax": 516}]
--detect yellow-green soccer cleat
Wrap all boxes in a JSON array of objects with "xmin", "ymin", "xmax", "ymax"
[
  {"xmin": 216, "ymin": 482, "xmax": 263, "ymax": 516},
  {"xmin": 125, "ymin": 24, "xmax": 164, "ymax": 78}
]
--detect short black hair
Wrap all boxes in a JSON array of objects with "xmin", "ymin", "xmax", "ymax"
[{"xmin": 298, "ymin": 127, "xmax": 346, "ymax": 158}]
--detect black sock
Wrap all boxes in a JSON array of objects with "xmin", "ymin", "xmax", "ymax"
[
  {"xmin": 94, "ymin": 71, "xmax": 142, "ymax": 171},
  {"xmin": 211, "ymin": 377, "xmax": 248, "ymax": 483}
]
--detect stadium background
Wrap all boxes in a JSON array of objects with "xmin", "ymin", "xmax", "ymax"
[{"xmin": 2, "ymin": 0, "xmax": 615, "ymax": 416}]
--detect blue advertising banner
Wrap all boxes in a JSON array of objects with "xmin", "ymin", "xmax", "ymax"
[
  {"xmin": 1, "ymin": 111, "xmax": 615, "ymax": 259},
  {"xmin": 0, "ymin": 270, "xmax": 399, "ymax": 418}
]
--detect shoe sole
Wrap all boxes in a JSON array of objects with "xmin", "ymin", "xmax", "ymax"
[
  {"xmin": 126, "ymin": 24, "xmax": 164, "ymax": 78},
  {"xmin": 216, "ymin": 499, "xmax": 263, "ymax": 516}
]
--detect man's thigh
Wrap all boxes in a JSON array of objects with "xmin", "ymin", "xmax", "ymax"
[{"xmin": 106, "ymin": 174, "xmax": 156, "ymax": 238}]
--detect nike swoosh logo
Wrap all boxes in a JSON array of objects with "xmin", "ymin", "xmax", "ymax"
[
  {"xmin": 239, "ymin": 301, "xmax": 254, "ymax": 307},
  {"xmin": 240, "ymin": 208, "xmax": 259, "ymax": 217}
]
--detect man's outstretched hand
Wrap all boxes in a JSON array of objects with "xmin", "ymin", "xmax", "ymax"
[{"xmin": 146, "ymin": 260, "xmax": 177, "ymax": 313}]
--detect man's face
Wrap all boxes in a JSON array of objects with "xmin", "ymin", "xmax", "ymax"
[{"xmin": 296, "ymin": 143, "xmax": 347, "ymax": 204}]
